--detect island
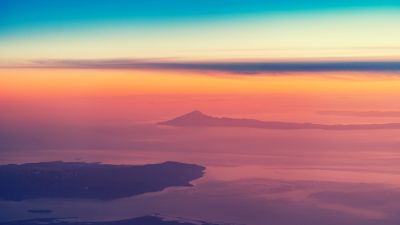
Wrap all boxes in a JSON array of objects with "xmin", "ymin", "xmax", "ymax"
[
  {"xmin": 0, "ymin": 161, "xmax": 205, "ymax": 201},
  {"xmin": 159, "ymin": 110, "xmax": 400, "ymax": 130},
  {"xmin": 0, "ymin": 215, "xmax": 228, "ymax": 225}
]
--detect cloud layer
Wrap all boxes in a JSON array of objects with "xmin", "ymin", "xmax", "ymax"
[
  {"xmin": 28, "ymin": 59, "xmax": 400, "ymax": 74},
  {"xmin": 319, "ymin": 110, "xmax": 400, "ymax": 117}
]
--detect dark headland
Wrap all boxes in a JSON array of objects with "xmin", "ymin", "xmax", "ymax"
[
  {"xmin": 0, "ymin": 161, "xmax": 205, "ymax": 201},
  {"xmin": 0, "ymin": 215, "xmax": 228, "ymax": 225},
  {"xmin": 159, "ymin": 110, "xmax": 400, "ymax": 130}
]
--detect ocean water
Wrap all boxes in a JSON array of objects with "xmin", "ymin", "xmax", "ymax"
[{"xmin": 1, "ymin": 126, "xmax": 400, "ymax": 225}]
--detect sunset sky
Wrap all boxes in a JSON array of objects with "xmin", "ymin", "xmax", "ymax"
[
  {"xmin": 1, "ymin": 0, "xmax": 400, "ymax": 61},
  {"xmin": 1, "ymin": 0, "xmax": 400, "ymax": 123}
]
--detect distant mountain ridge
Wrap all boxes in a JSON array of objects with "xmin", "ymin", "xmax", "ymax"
[{"xmin": 159, "ymin": 111, "xmax": 400, "ymax": 130}]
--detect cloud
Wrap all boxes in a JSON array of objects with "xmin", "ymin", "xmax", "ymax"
[
  {"xmin": 27, "ymin": 59, "xmax": 400, "ymax": 74},
  {"xmin": 318, "ymin": 110, "xmax": 400, "ymax": 117}
]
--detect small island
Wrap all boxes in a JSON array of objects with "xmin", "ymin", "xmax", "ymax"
[{"xmin": 0, "ymin": 161, "xmax": 205, "ymax": 201}]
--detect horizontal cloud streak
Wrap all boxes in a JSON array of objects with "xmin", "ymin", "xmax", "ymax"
[
  {"xmin": 24, "ymin": 59, "xmax": 400, "ymax": 74},
  {"xmin": 319, "ymin": 110, "xmax": 400, "ymax": 117}
]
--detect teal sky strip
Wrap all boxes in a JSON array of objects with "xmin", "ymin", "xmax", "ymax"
[{"xmin": 1, "ymin": 0, "xmax": 399, "ymax": 34}]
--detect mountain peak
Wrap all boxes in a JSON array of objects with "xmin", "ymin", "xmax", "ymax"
[
  {"xmin": 172, "ymin": 110, "xmax": 211, "ymax": 120},
  {"xmin": 158, "ymin": 110, "xmax": 214, "ymax": 126},
  {"xmin": 184, "ymin": 110, "xmax": 207, "ymax": 117}
]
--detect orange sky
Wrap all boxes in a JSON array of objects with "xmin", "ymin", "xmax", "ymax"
[
  {"xmin": 2, "ymin": 68, "xmax": 400, "ymax": 123},
  {"xmin": 2, "ymin": 68, "xmax": 400, "ymax": 96}
]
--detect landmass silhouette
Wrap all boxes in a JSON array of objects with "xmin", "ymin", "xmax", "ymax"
[
  {"xmin": 0, "ymin": 215, "xmax": 229, "ymax": 225},
  {"xmin": 159, "ymin": 111, "xmax": 400, "ymax": 130},
  {"xmin": 0, "ymin": 161, "xmax": 205, "ymax": 201}
]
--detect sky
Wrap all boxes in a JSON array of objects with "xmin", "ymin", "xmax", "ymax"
[
  {"xmin": 1, "ymin": 0, "xmax": 400, "ymax": 124},
  {"xmin": 0, "ymin": 0, "xmax": 400, "ymax": 61}
]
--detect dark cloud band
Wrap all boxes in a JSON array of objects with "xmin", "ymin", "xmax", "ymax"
[{"xmin": 28, "ymin": 59, "xmax": 400, "ymax": 74}]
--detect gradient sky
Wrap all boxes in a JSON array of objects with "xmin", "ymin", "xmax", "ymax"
[
  {"xmin": 1, "ymin": 0, "xmax": 400, "ymax": 124},
  {"xmin": 1, "ymin": 0, "xmax": 400, "ymax": 62}
]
